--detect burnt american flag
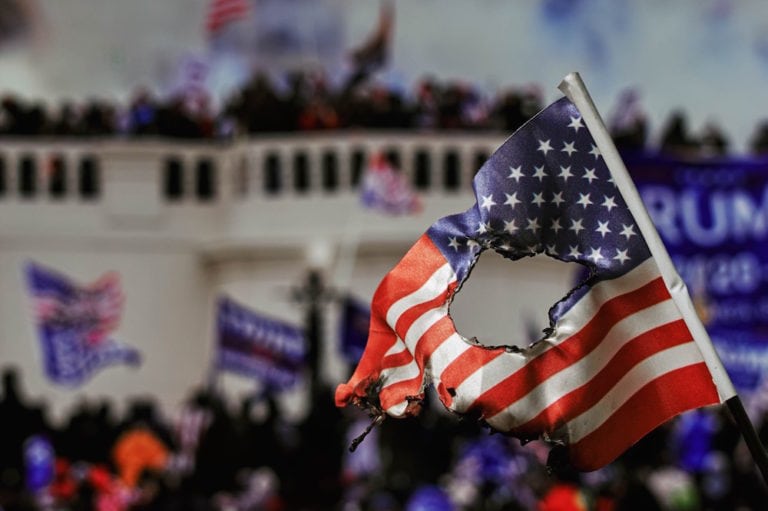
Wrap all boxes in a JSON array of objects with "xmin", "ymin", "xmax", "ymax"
[{"xmin": 336, "ymin": 94, "xmax": 725, "ymax": 471}]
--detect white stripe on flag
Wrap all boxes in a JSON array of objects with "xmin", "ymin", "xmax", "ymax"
[
  {"xmin": 380, "ymin": 357, "xmax": 421, "ymax": 389},
  {"xmin": 403, "ymin": 307, "xmax": 450, "ymax": 351},
  {"xmin": 427, "ymin": 333, "xmax": 472, "ymax": 381},
  {"xmin": 385, "ymin": 263, "xmax": 456, "ymax": 327},
  {"xmin": 557, "ymin": 341, "xmax": 707, "ymax": 444},
  {"xmin": 447, "ymin": 257, "xmax": 662, "ymax": 413},
  {"xmin": 485, "ymin": 299, "xmax": 686, "ymax": 430}
]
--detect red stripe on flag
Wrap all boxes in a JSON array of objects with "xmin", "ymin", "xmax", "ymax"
[
  {"xmin": 335, "ymin": 234, "xmax": 450, "ymax": 408},
  {"xmin": 372, "ymin": 234, "xmax": 450, "ymax": 314},
  {"xmin": 511, "ymin": 319, "xmax": 693, "ymax": 436},
  {"xmin": 438, "ymin": 346, "xmax": 506, "ymax": 407},
  {"xmin": 568, "ymin": 362, "xmax": 719, "ymax": 471},
  {"xmin": 379, "ymin": 315, "xmax": 457, "ymax": 410},
  {"xmin": 469, "ymin": 277, "xmax": 670, "ymax": 418},
  {"xmin": 381, "ymin": 348, "xmax": 413, "ymax": 370},
  {"xmin": 392, "ymin": 285, "xmax": 454, "ymax": 348}
]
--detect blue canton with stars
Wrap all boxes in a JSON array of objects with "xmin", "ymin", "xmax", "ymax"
[{"xmin": 427, "ymin": 97, "xmax": 650, "ymax": 320}]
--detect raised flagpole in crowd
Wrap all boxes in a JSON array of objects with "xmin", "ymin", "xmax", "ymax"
[{"xmin": 559, "ymin": 71, "xmax": 768, "ymax": 484}]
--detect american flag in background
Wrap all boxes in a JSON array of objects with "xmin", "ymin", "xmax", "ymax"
[
  {"xmin": 26, "ymin": 262, "xmax": 140, "ymax": 387},
  {"xmin": 337, "ymin": 97, "xmax": 722, "ymax": 471},
  {"xmin": 205, "ymin": 0, "xmax": 251, "ymax": 36},
  {"xmin": 360, "ymin": 152, "xmax": 422, "ymax": 215}
]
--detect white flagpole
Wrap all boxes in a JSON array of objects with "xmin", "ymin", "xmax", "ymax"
[{"xmin": 558, "ymin": 73, "xmax": 768, "ymax": 485}]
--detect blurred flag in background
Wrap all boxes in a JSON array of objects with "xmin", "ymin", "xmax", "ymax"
[
  {"xmin": 205, "ymin": 0, "xmax": 251, "ymax": 37},
  {"xmin": 339, "ymin": 295, "xmax": 371, "ymax": 364},
  {"xmin": 215, "ymin": 296, "xmax": 306, "ymax": 390},
  {"xmin": 25, "ymin": 262, "xmax": 140, "ymax": 387},
  {"xmin": 360, "ymin": 151, "xmax": 422, "ymax": 215}
]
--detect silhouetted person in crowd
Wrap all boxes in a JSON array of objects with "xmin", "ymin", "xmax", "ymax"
[
  {"xmin": 609, "ymin": 88, "xmax": 648, "ymax": 152},
  {"xmin": 191, "ymin": 393, "xmax": 242, "ymax": 497},
  {"xmin": 699, "ymin": 121, "xmax": 729, "ymax": 156},
  {"xmin": 659, "ymin": 110, "xmax": 700, "ymax": 156},
  {"xmin": 0, "ymin": 368, "xmax": 36, "ymax": 495},
  {"xmin": 119, "ymin": 398, "xmax": 175, "ymax": 450},
  {"xmin": 51, "ymin": 101, "xmax": 80, "ymax": 136},
  {"xmin": 80, "ymin": 99, "xmax": 116, "ymax": 136},
  {"xmin": 156, "ymin": 96, "xmax": 204, "ymax": 138},
  {"xmin": 494, "ymin": 89, "xmax": 528, "ymax": 132},
  {"xmin": 235, "ymin": 393, "xmax": 282, "ymax": 472},
  {"xmin": 283, "ymin": 386, "xmax": 345, "ymax": 510},
  {"xmin": 127, "ymin": 88, "xmax": 158, "ymax": 136},
  {"xmin": 437, "ymin": 84, "xmax": 465, "ymax": 130},
  {"xmin": 57, "ymin": 399, "xmax": 115, "ymax": 464},
  {"xmin": 749, "ymin": 120, "xmax": 768, "ymax": 155},
  {"xmin": 0, "ymin": 97, "xmax": 48, "ymax": 135},
  {"xmin": 413, "ymin": 77, "xmax": 440, "ymax": 130}
]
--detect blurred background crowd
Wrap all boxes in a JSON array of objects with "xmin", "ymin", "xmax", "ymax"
[
  {"xmin": 1, "ymin": 72, "xmax": 765, "ymax": 159},
  {"xmin": 2, "ymin": 362, "xmax": 768, "ymax": 511}
]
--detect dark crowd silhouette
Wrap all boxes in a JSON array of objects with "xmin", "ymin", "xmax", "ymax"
[
  {"xmin": 1, "ymin": 69, "xmax": 763, "ymax": 158},
  {"xmin": 2, "ymin": 363, "xmax": 768, "ymax": 511}
]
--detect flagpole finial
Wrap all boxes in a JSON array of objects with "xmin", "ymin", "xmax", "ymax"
[{"xmin": 558, "ymin": 72, "xmax": 584, "ymax": 95}]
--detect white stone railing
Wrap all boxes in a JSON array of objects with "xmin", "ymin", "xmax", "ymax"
[{"xmin": 0, "ymin": 132, "xmax": 507, "ymax": 203}]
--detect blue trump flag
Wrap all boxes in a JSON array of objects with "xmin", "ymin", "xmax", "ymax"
[
  {"xmin": 215, "ymin": 296, "xmax": 306, "ymax": 389},
  {"xmin": 339, "ymin": 295, "xmax": 371, "ymax": 364},
  {"xmin": 629, "ymin": 153, "xmax": 768, "ymax": 392},
  {"xmin": 25, "ymin": 262, "xmax": 140, "ymax": 387}
]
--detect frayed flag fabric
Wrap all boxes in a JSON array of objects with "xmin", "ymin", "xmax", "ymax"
[
  {"xmin": 360, "ymin": 152, "xmax": 422, "ymax": 215},
  {"xmin": 336, "ymin": 74, "xmax": 733, "ymax": 471},
  {"xmin": 215, "ymin": 296, "xmax": 306, "ymax": 390},
  {"xmin": 25, "ymin": 262, "xmax": 140, "ymax": 387}
]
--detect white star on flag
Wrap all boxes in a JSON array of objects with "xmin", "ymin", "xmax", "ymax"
[
  {"xmin": 596, "ymin": 220, "xmax": 611, "ymax": 237},
  {"xmin": 503, "ymin": 219, "xmax": 519, "ymax": 234},
  {"xmin": 601, "ymin": 195, "xmax": 617, "ymax": 212},
  {"xmin": 613, "ymin": 248, "xmax": 630, "ymax": 264},
  {"xmin": 504, "ymin": 192, "xmax": 521, "ymax": 208},
  {"xmin": 620, "ymin": 224, "xmax": 637, "ymax": 240},
  {"xmin": 508, "ymin": 166, "xmax": 525, "ymax": 182},
  {"xmin": 587, "ymin": 246, "xmax": 603, "ymax": 263},
  {"xmin": 562, "ymin": 141, "xmax": 578, "ymax": 156},
  {"xmin": 583, "ymin": 168, "xmax": 598, "ymax": 183},
  {"xmin": 481, "ymin": 194, "xmax": 497, "ymax": 211},
  {"xmin": 569, "ymin": 218, "xmax": 585, "ymax": 234},
  {"xmin": 568, "ymin": 115, "xmax": 584, "ymax": 132},
  {"xmin": 576, "ymin": 193, "xmax": 593, "ymax": 208}
]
